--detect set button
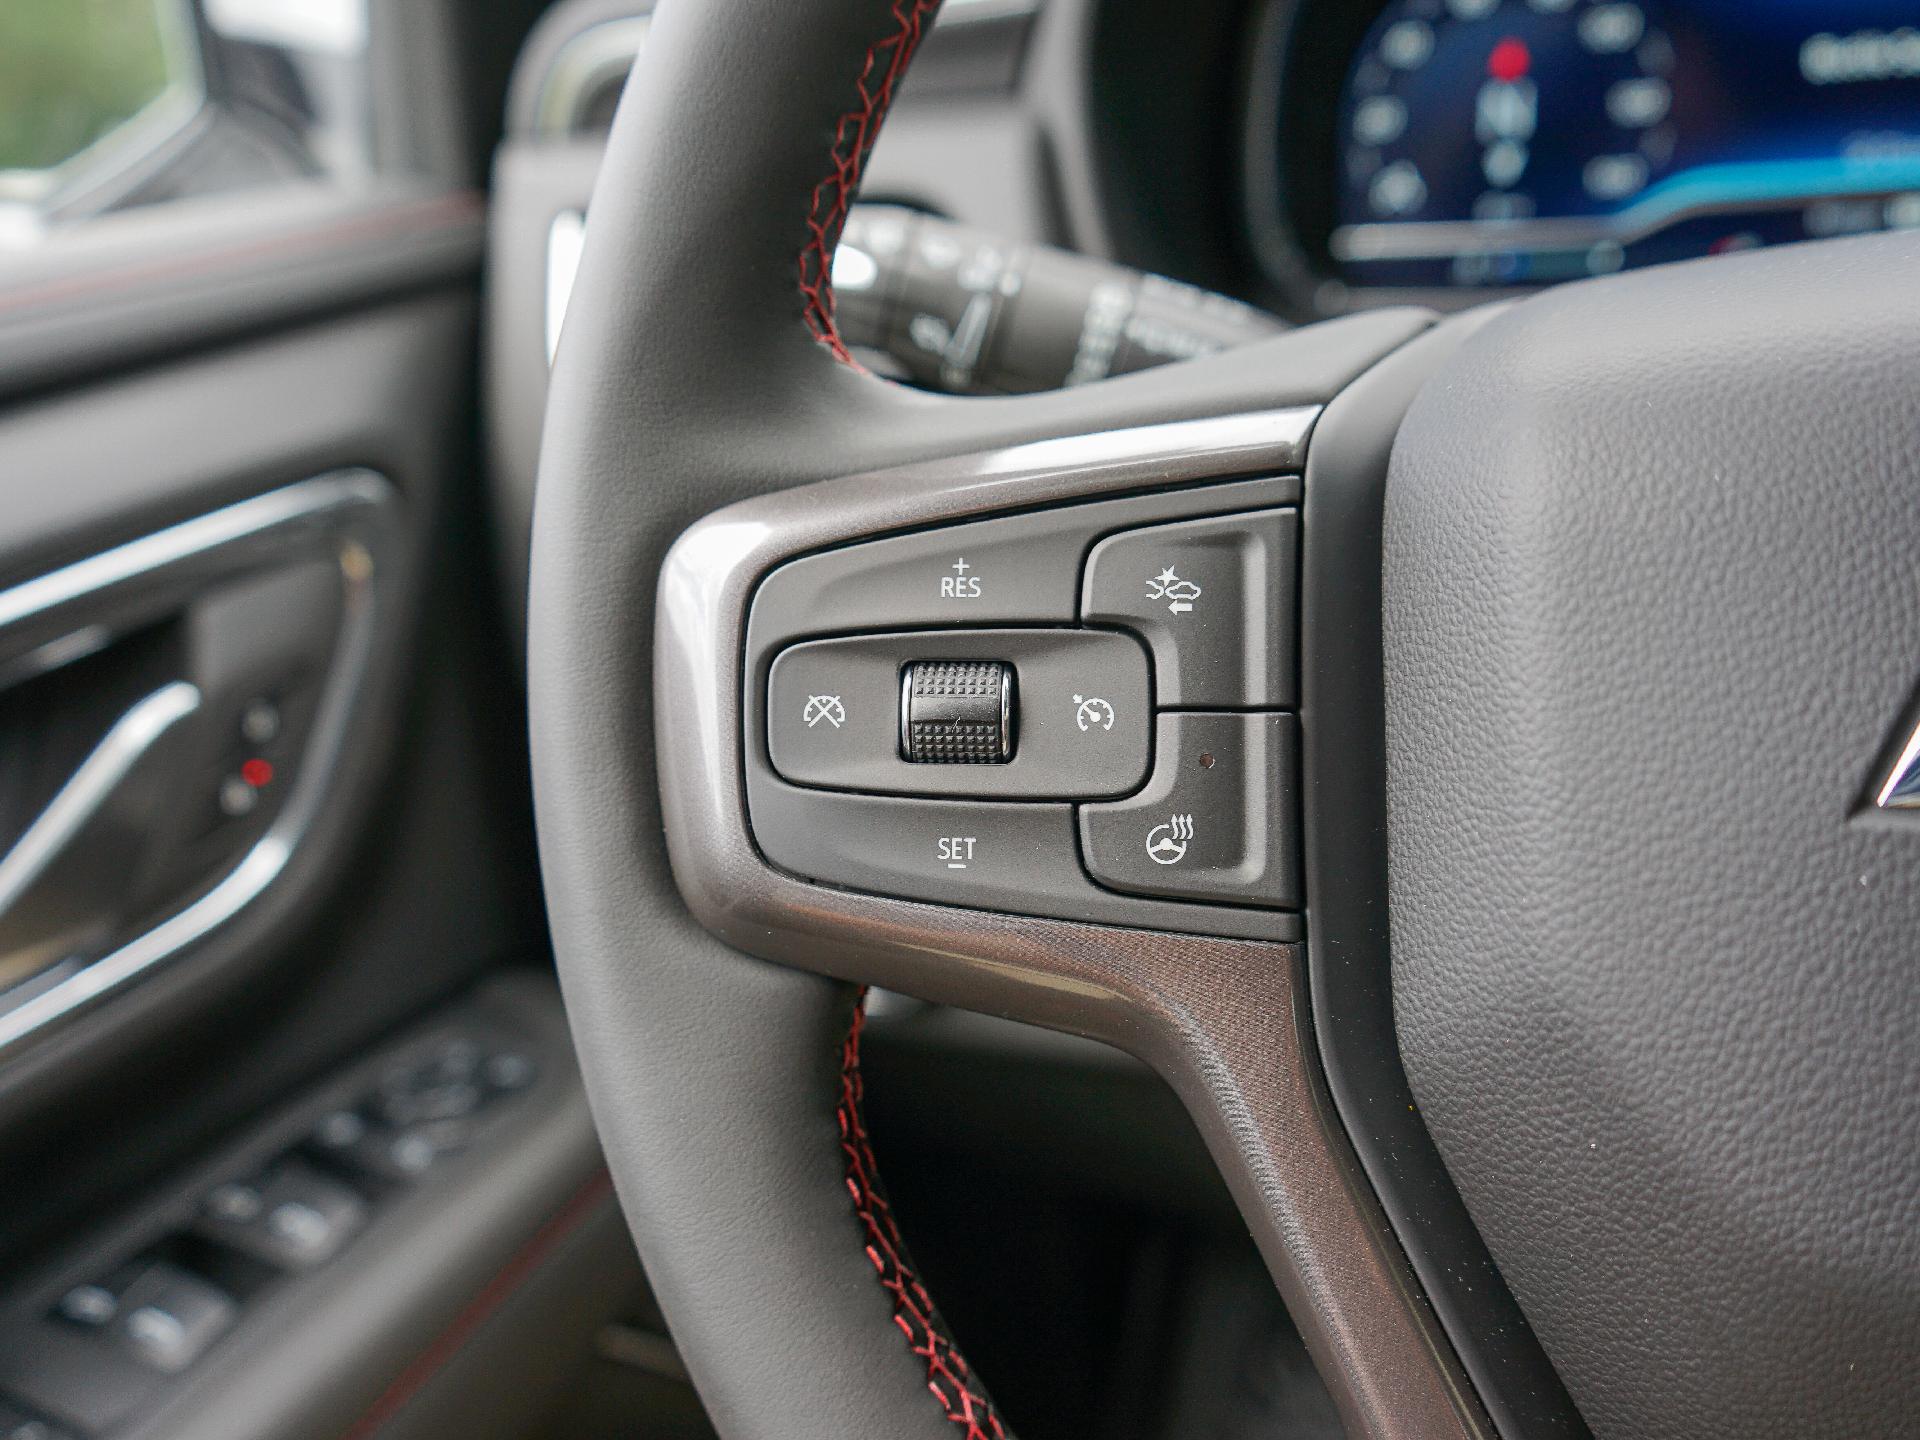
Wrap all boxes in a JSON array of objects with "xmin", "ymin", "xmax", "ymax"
[{"xmin": 747, "ymin": 781, "xmax": 1284, "ymax": 940}]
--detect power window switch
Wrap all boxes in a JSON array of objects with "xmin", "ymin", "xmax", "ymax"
[
  {"xmin": 310, "ymin": 1106, "xmax": 369, "ymax": 1153},
  {"xmin": 51, "ymin": 1284, "xmax": 118, "ymax": 1331},
  {"xmin": 384, "ymin": 1119, "xmax": 474, "ymax": 1176},
  {"xmin": 0, "ymin": 1399, "xmax": 75, "ymax": 1440},
  {"xmin": 374, "ymin": 1038, "xmax": 491, "ymax": 1127},
  {"xmin": 376, "ymin": 1076, "xmax": 485, "ymax": 1127},
  {"xmin": 204, "ymin": 1180, "xmax": 266, "ymax": 1225},
  {"xmin": 114, "ymin": 1265, "xmax": 236, "ymax": 1374},
  {"xmin": 48, "ymin": 1259, "xmax": 147, "ymax": 1333},
  {"xmin": 484, "ymin": 1051, "xmax": 537, "ymax": 1092},
  {"xmin": 196, "ymin": 1161, "xmax": 366, "ymax": 1271},
  {"xmin": 328, "ymin": 1116, "xmax": 474, "ymax": 1182}
]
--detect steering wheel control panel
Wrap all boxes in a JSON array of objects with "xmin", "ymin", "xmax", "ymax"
[{"xmin": 744, "ymin": 477, "xmax": 1300, "ymax": 942}]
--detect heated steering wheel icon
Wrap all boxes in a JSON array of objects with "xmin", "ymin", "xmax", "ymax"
[{"xmin": 1145, "ymin": 814, "xmax": 1194, "ymax": 866}]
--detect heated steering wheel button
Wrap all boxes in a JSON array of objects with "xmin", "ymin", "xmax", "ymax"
[
  {"xmin": 1081, "ymin": 510, "xmax": 1296, "ymax": 707},
  {"xmin": 1079, "ymin": 713, "xmax": 1298, "ymax": 907}
]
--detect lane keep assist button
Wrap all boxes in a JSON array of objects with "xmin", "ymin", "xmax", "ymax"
[{"xmin": 1081, "ymin": 509, "xmax": 1296, "ymax": 707}]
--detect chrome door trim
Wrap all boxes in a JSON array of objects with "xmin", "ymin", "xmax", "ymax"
[{"xmin": 0, "ymin": 682, "xmax": 202, "ymax": 915}]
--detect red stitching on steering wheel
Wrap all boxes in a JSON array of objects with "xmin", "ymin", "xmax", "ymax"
[
  {"xmin": 798, "ymin": 0, "xmax": 941, "ymax": 364},
  {"xmin": 839, "ymin": 992, "xmax": 1011, "ymax": 1439}
]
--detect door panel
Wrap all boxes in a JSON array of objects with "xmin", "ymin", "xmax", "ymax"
[
  {"xmin": 0, "ymin": 197, "xmax": 579, "ymax": 1440},
  {"xmin": 0, "ymin": 3, "xmax": 641, "ymax": 1435},
  {"xmin": 0, "ymin": 270, "xmax": 549, "ymax": 1259},
  {"xmin": 0, "ymin": 186, "xmax": 485, "ymax": 405}
]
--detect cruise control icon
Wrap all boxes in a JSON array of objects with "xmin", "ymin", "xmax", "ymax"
[
  {"xmin": 1145, "ymin": 814, "xmax": 1194, "ymax": 865},
  {"xmin": 1145, "ymin": 566, "xmax": 1202, "ymax": 615},
  {"xmin": 802, "ymin": 694, "xmax": 846, "ymax": 729},
  {"xmin": 1073, "ymin": 694, "xmax": 1116, "ymax": 732}
]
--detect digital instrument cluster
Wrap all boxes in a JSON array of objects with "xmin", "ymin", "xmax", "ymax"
[{"xmin": 1289, "ymin": 0, "xmax": 1920, "ymax": 291}]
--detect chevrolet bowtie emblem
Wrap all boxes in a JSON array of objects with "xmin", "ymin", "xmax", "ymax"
[{"xmin": 1872, "ymin": 709, "xmax": 1920, "ymax": 810}]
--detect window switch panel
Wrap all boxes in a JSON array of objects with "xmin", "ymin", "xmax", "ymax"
[
  {"xmin": 194, "ymin": 1160, "xmax": 366, "ymax": 1271},
  {"xmin": 112, "ymin": 1264, "xmax": 236, "ymax": 1374}
]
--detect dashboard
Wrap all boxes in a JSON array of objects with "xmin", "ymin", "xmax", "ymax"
[
  {"xmin": 491, "ymin": 0, "xmax": 1920, "ymax": 334},
  {"xmin": 1253, "ymin": 0, "xmax": 1920, "ymax": 304}
]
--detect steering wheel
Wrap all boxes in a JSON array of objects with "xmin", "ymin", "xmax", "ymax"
[{"xmin": 527, "ymin": 3, "xmax": 1920, "ymax": 1438}]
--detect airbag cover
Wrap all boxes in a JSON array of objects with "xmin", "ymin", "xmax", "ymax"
[{"xmin": 1383, "ymin": 231, "xmax": 1920, "ymax": 1439}]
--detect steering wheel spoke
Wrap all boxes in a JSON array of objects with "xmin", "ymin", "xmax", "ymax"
[{"xmin": 614, "ymin": 367, "xmax": 1488, "ymax": 1440}]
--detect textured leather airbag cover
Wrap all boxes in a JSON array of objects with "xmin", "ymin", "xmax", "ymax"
[{"xmin": 1383, "ymin": 231, "xmax": 1920, "ymax": 1439}]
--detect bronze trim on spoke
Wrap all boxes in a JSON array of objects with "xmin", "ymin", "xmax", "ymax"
[{"xmin": 654, "ymin": 408, "xmax": 1489, "ymax": 1440}]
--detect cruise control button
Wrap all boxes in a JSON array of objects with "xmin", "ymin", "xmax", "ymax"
[
  {"xmin": 754, "ymin": 510, "xmax": 1091, "ymax": 635},
  {"xmin": 1079, "ymin": 713, "xmax": 1298, "ymax": 907},
  {"xmin": 749, "ymin": 480, "xmax": 1298, "ymax": 644},
  {"xmin": 900, "ymin": 660, "xmax": 1014, "ymax": 764},
  {"xmin": 758, "ymin": 791, "xmax": 1076, "ymax": 910},
  {"xmin": 767, "ymin": 629, "xmax": 1150, "ymax": 798},
  {"xmin": 1081, "ymin": 510, "xmax": 1296, "ymax": 707}
]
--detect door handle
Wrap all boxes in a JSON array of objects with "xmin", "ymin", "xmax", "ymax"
[
  {"xmin": 0, "ymin": 471, "xmax": 399, "ymax": 1057},
  {"xmin": 0, "ymin": 681, "xmax": 202, "ymax": 918}
]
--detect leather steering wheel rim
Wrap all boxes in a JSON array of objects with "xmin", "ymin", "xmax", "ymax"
[
  {"xmin": 527, "ymin": 2, "xmax": 1465, "ymax": 1435},
  {"xmin": 529, "ymin": 2, "xmax": 1920, "ymax": 1437}
]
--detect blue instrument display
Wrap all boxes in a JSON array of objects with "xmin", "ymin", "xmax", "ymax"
[{"xmin": 1331, "ymin": 0, "xmax": 1920, "ymax": 287}]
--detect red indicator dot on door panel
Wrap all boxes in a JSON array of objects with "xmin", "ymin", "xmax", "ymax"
[{"xmin": 241, "ymin": 758, "xmax": 275, "ymax": 789}]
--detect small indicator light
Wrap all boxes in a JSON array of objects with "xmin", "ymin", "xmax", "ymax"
[
  {"xmin": 1487, "ymin": 36, "xmax": 1531, "ymax": 82},
  {"xmin": 241, "ymin": 758, "xmax": 275, "ymax": 789}
]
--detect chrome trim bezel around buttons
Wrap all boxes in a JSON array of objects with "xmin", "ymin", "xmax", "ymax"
[{"xmin": 0, "ymin": 471, "xmax": 400, "ymax": 1059}]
